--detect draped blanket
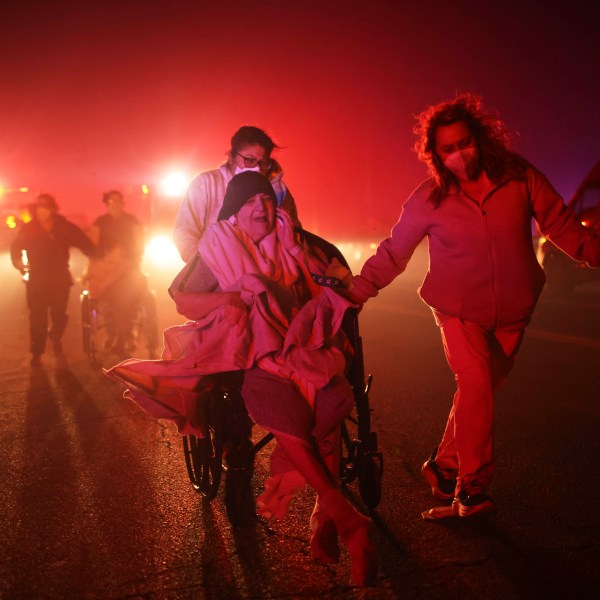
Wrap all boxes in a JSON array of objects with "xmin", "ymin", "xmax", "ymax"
[
  {"xmin": 104, "ymin": 220, "xmax": 355, "ymax": 438},
  {"xmin": 83, "ymin": 247, "xmax": 139, "ymax": 299}
]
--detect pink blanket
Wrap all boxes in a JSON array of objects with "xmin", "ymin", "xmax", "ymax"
[{"xmin": 104, "ymin": 220, "xmax": 355, "ymax": 437}]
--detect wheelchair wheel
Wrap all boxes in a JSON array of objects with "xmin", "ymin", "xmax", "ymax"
[
  {"xmin": 183, "ymin": 434, "xmax": 223, "ymax": 500},
  {"xmin": 80, "ymin": 291, "xmax": 98, "ymax": 365},
  {"xmin": 341, "ymin": 423, "xmax": 383, "ymax": 509},
  {"xmin": 182, "ymin": 391, "xmax": 226, "ymax": 499},
  {"xmin": 340, "ymin": 365, "xmax": 383, "ymax": 508},
  {"xmin": 340, "ymin": 418, "xmax": 360, "ymax": 484}
]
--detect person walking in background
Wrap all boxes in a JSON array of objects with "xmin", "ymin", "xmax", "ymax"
[
  {"xmin": 86, "ymin": 190, "xmax": 146, "ymax": 353},
  {"xmin": 90, "ymin": 190, "xmax": 144, "ymax": 263},
  {"xmin": 349, "ymin": 94, "xmax": 600, "ymax": 518},
  {"xmin": 11, "ymin": 194, "xmax": 95, "ymax": 366},
  {"xmin": 173, "ymin": 125, "xmax": 300, "ymax": 262}
]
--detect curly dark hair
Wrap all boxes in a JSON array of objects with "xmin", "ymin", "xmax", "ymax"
[{"xmin": 414, "ymin": 94, "xmax": 529, "ymax": 206}]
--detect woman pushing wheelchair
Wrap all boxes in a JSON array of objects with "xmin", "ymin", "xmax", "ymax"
[{"xmin": 105, "ymin": 172, "xmax": 378, "ymax": 586}]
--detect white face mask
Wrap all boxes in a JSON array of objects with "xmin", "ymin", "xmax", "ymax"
[
  {"xmin": 233, "ymin": 165, "xmax": 261, "ymax": 176},
  {"xmin": 443, "ymin": 147, "xmax": 479, "ymax": 181}
]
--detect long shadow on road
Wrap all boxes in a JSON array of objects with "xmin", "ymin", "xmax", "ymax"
[{"xmin": 6, "ymin": 363, "xmax": 167, "ymax": 598}]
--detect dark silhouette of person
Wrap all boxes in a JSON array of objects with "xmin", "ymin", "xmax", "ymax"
[{"xmin": 11, "ymin": 194, "xmax": 95, "ymax": 365}]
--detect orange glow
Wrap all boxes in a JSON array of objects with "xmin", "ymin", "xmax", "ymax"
[
  {"xmin": 6, "ymin": 215, "xmax": 17, "ymax": 229},
  {"xmin": 141, "ymin": 184, "xmax": 149, "ymax": 195}
]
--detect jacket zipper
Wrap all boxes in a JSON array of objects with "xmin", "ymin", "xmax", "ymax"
[
  {"xmin": 461, "ymin": 188, "xmax": 499, "ymax": 326},
  {"xmin": 480, "ymin": 204, "xmax": 498, "ymax": 327}
]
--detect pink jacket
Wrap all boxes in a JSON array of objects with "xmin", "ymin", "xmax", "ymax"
[{"xmin": 352, "ymin": 167, "xmax": 600, "ymax": 328}]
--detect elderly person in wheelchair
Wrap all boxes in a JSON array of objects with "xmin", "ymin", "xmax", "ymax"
[{"xmin": 105, "ymin": 172, "xmax": 377, "ymax": 586}]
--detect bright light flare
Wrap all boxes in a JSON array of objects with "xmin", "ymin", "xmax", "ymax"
[
  {"xmin": 160, "ymin": 172, "xmax": 189, "ymax": 198},
  {"xmin": 143, "ymin": 234, "xmax": 182, "ymax": 269}
]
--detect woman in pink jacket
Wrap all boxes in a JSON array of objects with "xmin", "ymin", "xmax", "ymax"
[{"xmin": 350, "ymin": 94, "xmax": 600, "ymax": 518}]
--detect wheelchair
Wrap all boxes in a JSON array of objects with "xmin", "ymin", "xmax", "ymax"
[
  {"xmin": 80, "ymin": 273, "xmax": 159, "ymax": 366},
  {"xmin": 181, "ymin": 232, "xmax": 383, "ymax": 524}
]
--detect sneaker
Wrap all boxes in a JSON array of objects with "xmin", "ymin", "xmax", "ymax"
[
  {"xmin": 453, "ymin": 489, "xmax": 495, "ymax": 517},
  {"xmin": 421, "ymin": 448, "xmax": 456, "ymax": 500}
]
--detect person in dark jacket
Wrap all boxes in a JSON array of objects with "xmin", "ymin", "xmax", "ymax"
[
  {"xmin": 11, "ymin": 194, "xmax": 94, "ymax": 365},
  {"xmin": 349, "ymin": 94, "xmax": 600, "ymax": 519}
]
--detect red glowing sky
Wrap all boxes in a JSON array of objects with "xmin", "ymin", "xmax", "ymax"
[{"xmin": 1, "ymin": 0, "xmax": 599, "ymax": 238}]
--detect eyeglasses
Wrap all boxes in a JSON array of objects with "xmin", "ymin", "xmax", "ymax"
[{"xmin": 237, "ymin": 153, "xmax": 272, "ymax": 170}]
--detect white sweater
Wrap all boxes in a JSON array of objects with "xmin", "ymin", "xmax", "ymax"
[{"xmin": 173, "ymin": 164, "xmax": 293, "ymax": 262}]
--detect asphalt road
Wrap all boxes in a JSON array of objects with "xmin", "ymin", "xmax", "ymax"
[{"xmin": 1, "ymin": 245, "xmax": 599, "ymax": 599}]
